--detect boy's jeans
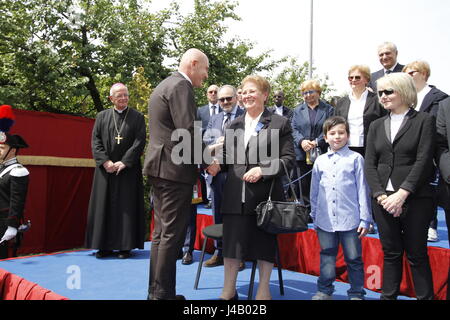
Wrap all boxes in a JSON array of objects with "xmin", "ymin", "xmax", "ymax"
[{"xmin": 316, "ymin": 227, "xmax": 366, "ymax": 299}]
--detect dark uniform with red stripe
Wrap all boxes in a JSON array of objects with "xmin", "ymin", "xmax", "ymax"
[{"xmin": 0, "ymin": 158, "xmax": 29, "ymax": 259}]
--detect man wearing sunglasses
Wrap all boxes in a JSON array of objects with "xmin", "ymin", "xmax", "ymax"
[
  {"xmin": 268, "ymin": 90, "xmax": 293, "ymax": 122},
  {"xmin": 202, "ymin": 85, "xmax": 244, "ymax": 269},
  {"xmin": 369, "ymin": 42, "xmax": 405, "ymax": 92}
]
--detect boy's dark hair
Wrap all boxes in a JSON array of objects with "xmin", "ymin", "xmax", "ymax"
[{"xmin": 323, "ymin": 116, "xmax": 350, "ymax": 135}]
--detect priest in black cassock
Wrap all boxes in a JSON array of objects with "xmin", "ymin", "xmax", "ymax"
[{"xmin": 85, "ymin": 83, "xmax": 146, "ymax": 259}]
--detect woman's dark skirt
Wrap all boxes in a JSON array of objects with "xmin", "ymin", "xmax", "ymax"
[{"xmin": 222, "ymin": 212, "xmax": 277, "ymax": 263}]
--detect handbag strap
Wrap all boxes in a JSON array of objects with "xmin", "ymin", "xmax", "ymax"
[
  {"xmin": 280, "ymin": 159, "xmax": 300, "ymax": 203},
  {"xmin": 267, "ymin": 159, "xmax": 299, "ymax": 202}
]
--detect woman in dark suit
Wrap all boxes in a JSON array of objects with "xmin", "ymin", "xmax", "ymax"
[
  {"xmin": 208, "ymin": 75, "xmax": 295, "ymax": 300},
  {"xmin": 291, "ymin": 80, "xmax": 334, "ymax": 203},
  {"xmin": 403, "ymin": 60, "xmax": 448, "ymax": 242},
  {"xmin": 335, "ymin": 65, "xmax": 387, "ymax": 156},
  {"xmin": 364, "ymin": 73, "xmax": 436, "ymax": 300}
]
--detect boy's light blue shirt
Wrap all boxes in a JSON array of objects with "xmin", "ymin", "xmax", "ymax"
[{"xmin": 310, "ymin": 144, "xmax": 372, "ymax": 232}]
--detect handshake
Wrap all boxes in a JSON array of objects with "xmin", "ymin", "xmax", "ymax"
[
  {"xmin": 103, "ymin": 160, "xmax": 127, "ymax": 175},
  {"xmin": 206, "ymin": 159, "xmax": 221, "ymax": 177}
]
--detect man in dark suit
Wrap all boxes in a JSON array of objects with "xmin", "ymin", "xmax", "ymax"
[
  {"xmin": 268, "ymin": 90, "xmax": 293, "ymax": 121},
  {"xmin": 368, "ymin": 42, "xmax": 404, "ymax": 91},
  {"xmin": 436, "ymin": 97, "xmax": 450, "ymax": 299},
  {"xmin": 197, "ymin": 85, "xmax": 221, "ymax": 133},
  {"xmin": 143, "ymin": 48, "xmax": 209, "ymax": 300},
  {"xmin": 202, "ymin": 84, "xmax": 244, "ymax": 268},
  {"xmin": 196, "ymin": 85, "xmax": 221, "ymax": 208}
]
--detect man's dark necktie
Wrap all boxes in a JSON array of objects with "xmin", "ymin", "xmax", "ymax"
[
  {"xmin": 385, "ymin": 70, "xmax": 392, "ymax": 75},
  {"xmin": 222, "ymin": 112, "xmax": 232, "ymax": 133},
  {"xmin": 211, "ymin": 105, "xmax": 216, "ymax": 116}
]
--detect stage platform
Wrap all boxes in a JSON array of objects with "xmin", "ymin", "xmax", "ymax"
[
  {"xmin": 0, "ymin": 206, "xmax": 448, "ymax": 300},
  {"xmin": 0, "ymin": 242, "xmax": 414, "ymax": 300}
]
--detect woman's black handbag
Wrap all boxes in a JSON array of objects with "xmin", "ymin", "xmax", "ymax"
[{"xmin": 255, "ymin": 159, "xmax": 310, "ymax": 234}]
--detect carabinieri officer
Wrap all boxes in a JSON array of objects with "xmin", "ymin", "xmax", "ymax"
[{"xmin": 0, "ymin": 105, "xmax": 30, "ymax": 259}]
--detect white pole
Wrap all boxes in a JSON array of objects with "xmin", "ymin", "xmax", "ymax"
[{"xmin": 309, "ymin": 0, "xmax": 314, "ymax": 79}]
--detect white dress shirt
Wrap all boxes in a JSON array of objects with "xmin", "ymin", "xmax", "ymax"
[
  {"xmin": 242, "ymin": 111, "xmax": 263, "ymax": 202},
  {"xmin": 386, "ymin": 109, "xmax": 409, "ymax": 191},
  {"xmin": 348, "ymin": 90, "xmax": 368, "ymax": 147},
  {"xmin": 415, "ymin": 85, "xmax": 432, "ymax": 111}
]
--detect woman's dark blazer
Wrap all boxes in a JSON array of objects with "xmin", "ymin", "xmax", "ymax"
[
  {"xmin": 364, "ymin": 109, "xmax": 436, "ymax": 199},
  {"xmin": 334, "ymin": 91, "xmax": 387, "ymax": 148},
  {"xmin": 291, "ymin": 100, "xmax": 334, "ymax": 161},
  {"xmin": 220, "ymin": 108, "xmax": 296, "ymax": 215}
]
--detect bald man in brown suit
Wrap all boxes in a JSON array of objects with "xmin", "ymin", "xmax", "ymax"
[{"xmin": 143, "ymin": 48, "xmax": 209, "ymax": 300}]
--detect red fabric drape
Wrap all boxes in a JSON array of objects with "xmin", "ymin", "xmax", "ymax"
[
  {"xmin": 3, "ymin": 110, "xmax": 96, "ymax": 255},
  {"xmin": 0, "ymin": 268, "xmax": 67, "ymax": 300}
]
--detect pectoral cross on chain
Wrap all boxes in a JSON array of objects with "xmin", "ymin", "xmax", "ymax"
[{"xmin": 115, "ymin": 134, "xmax": 123, "ymax": 145}]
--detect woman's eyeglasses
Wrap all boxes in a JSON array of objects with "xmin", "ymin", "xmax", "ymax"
[
  {"xmin": 378, "ymin": 89, "xmax": 395, "ymax": 97},
  {"xmin": 302, "ymin": 90, "xmax": 316, "ymax": 96},
  {"xmin": 218, "ymin": 96, "xmax": 234, "ymax": 103},
  {"xmin": 348, "ymin": 76, "xmax": 361, "ymax": 81}
]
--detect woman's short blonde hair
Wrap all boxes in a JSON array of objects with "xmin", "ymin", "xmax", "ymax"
[
  {"xmin": 299, "ymin": 79, "xmax": 322, "ymax": 94},
  {"xmin": 403, "ymin": 60, "xmax": 431, "ymax": 81},
  {"xmin": 377, "ymin": 72, "xmax": 417, "ymax": 109},
  {"xmin": 241, "ymin": 75, "xmax": 271, "ymax": 95},
  {"xmin": 348, "ymin": 65, "xmax": 371, "ymax": 82}
]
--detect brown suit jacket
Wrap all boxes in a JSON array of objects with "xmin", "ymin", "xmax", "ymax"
[{"xmin": 143, "ymin": 72, "xmax": 200, "ymax": 185}]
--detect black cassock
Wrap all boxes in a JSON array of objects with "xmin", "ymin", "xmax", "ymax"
[{"xmin": 85, "ymin": 107, "xmax": 146, "ymax": 250}]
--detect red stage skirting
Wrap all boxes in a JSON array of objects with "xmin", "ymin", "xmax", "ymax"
[
  {"xmin": 9, "ymin": 110, "xmax": 95, "ymax": 255},
  {"xmin": 171, "ymin": 213, "xmax": 449, "ymax": 300},
  {"xmin": 0, "ymin": 268, "xmax": 67, "ymax": 300}
]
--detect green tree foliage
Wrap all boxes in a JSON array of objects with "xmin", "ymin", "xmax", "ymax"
[
  {"xmin": 0, "ymin": 0, "xmax": 169, "ymax": 116},
  {"xmin": 269, "ymin": 57, "xmax": 335, "ymax": 109},
  {"xmin": 1, "ymin": 0, "xmax": 332, "ymax": 116},
  {"xmin": 143, "ymin": 0, "xmax": 282, "ymax": 106}
]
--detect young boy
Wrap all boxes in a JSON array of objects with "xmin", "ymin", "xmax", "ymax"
[{"xmin": 310, "ymin": 116, "xmax": 372, "ymax": 300}]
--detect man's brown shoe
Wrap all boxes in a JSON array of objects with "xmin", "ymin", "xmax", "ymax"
[{"xmin": 204, "ymin": 255, "xmax": 224, "ymax": 267}]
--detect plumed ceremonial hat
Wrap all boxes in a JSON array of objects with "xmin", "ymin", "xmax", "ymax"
[{"xmin": 0, "ymin": 105, "xmax": 29, "ymax": 149}]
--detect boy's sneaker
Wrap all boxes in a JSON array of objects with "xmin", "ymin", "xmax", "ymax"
[
  {"xmin": 312, "ymin": 292, "xmax": 332, "ymax": 300},
  {"xmin": 427, "ymin": 228, "xmax": 439, "ymax": 242}
]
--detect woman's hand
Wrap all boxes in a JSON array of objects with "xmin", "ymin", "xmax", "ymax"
[
  {"xmin": 381, "ymin": 189, "xmax": 410, "ymax": 217},
  {"xmin": 301, "ymin": 140, "xmax": 316, "ymax": 152},
  {"xmin": 243, "ymin": 167, "xmax": 263, "ymax": 183}
]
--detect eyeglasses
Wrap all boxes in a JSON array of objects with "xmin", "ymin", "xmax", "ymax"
[
  {"xmin": 113, "ymin": 94, "xmax": 129, "ymax": 98},
  {"xmin": 348, "ymin": 76, "xmax": 361, "ymax": 81},
  {"xmin": 273, "ymin": 95, "xmax": 283, "ymax": 98},
  {"xmin": 378, "ymin": 89, "xmax": 395, "ymax": 97},
  {"xmin": 302, "ymin": 90, "xmax": 316, "ymax": 96},
  {"xmin": 218, "ymin": 96, "xmax": 234, "ymax": 103},
  {"xmin": 208, "ymin": 90, "xmax": 217, "ymax": 94},
  {"xmin": 407, "ymin": 70, "xmax": 418, "ymax": 76}
]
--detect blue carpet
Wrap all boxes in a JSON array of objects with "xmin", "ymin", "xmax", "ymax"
[
  {"xmin": 0, "ymin": 206, "xmax": 446, "ymax": 300},
  {"xmin": 0, "ymin": 242, "xmax": 416, "ymax": 300}
]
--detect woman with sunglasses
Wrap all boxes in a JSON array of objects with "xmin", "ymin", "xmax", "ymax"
[
  {"xmin": 334, "ymin": 65, "xmax": 386, "ymax": 156},
  {"xmin": 291, "ymin": 80, "xmax": 334, "ymax": 204},
  {"xmin": 364, "ymin": 72, "xmax": 436, "ymax": 300}
]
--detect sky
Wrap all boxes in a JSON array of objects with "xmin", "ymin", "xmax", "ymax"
[{"xmin": 149, "ymin": 0, "xmax": 450, "ymax": 96}]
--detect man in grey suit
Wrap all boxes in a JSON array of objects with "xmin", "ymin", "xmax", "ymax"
[
  {"xmin": 202, "ymin": 85, "xmax": 244, "ymax": 268},
  {"xmin": 368, "ymin": 42, "xmax": 404, "ymax": 91},
  {"xmin": 143, "ymin": 48, "xmax": 209, "ymax": 300}
]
